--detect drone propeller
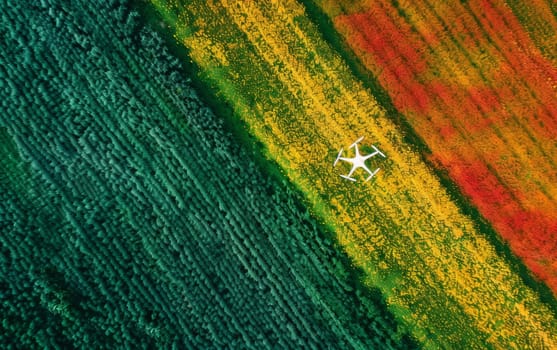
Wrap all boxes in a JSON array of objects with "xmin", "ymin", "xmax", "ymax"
[
  {"xmin": 333, "ymin": 148, "xmax": 344, "ymax": 167},
  {"xmin": 349, "ymin": 136, "xmax": 364, "ymax": 149},
  {"xmin": 371, "ymin": 145, "xmax": 386, "ymax": 158},
  {"xmin": 365, "ymin": 168, "xmax": 381, "ymax": 182},
  {"xmin": 340, "ymin": 174, "xmax": 357, "ymax": 182}
]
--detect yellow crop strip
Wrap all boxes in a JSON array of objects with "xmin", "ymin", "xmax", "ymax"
[{"xmin": 151, "ymin": 0, "xmax": 557, "ymax": 347}]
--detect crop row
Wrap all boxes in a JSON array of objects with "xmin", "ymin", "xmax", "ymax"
[
  {"xmin": 315, "ymin": 0, "xmax": 557, "ymax": 293},
  {"xmin": 150, "ymin": 0, "xmax": 557, "ymax": 347},
  {"xmin": 0, "ymin": 0, "xmax": 408, "ymax": 348}
]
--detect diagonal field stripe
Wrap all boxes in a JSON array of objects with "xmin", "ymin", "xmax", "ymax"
[{"xmin": 151, "ymin": 0, "xmax": 557, "ymax": 347}]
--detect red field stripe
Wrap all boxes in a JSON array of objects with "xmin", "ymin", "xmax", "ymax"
[
  {"xmin": 475, "ymin": 0, "xmax": 557, "ymax": 85},
  {"xmin": 434, "ymin": 153, "xmax": 557, "ymax": 291},
  {"xmin": 337, "ymin": 11, "xmax": 430, "ymax": 114},
  {"xmin": 334, "ymin": 0, "xmax": 557, "ymax": 293},
  {"xmin": 461, "ymin": 0, "xmax": 557, "ymax": 139},
  {"xmin": 340, "ymin": 0, "xmax": 557, "ymax": 189},
  {"xmin": 400, "ymin": 0, "xmax": 557, "ymax": 175}
]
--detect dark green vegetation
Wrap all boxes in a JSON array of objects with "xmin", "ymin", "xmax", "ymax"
[{"xmin": 0, "ymin": 0, "xmax": 414, "ymax": 348}]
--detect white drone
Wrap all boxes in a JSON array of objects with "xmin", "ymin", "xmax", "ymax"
[{"xmin": 333, "ymin": 136, "xmax": 385, "ymax": 182}]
